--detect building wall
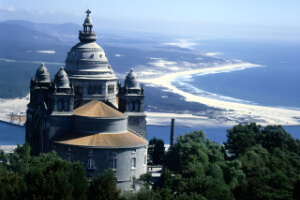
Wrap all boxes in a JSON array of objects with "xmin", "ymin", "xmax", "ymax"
[
  {"xmin": 54, "ymin": 144, "xmax": 147, "ymax": 192},
  {"xmin": 127, "ymin": 114, "xmax": 147, "ymax": 139},
  {"xmin": 46, "ymin": 115, "xmax": 73, "ymax": 142},
  {"xmin": 73, "ymin": 116, "xmax": 127, "ymax": 133}
]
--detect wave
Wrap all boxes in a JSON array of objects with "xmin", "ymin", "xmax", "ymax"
[
  {"xmin": 0, "ymin": 58, "xmax": 63, "ymax": 65},
  {"xmin": 171, "ymin": 63, "xmax": 265, "ymax": 105},
  {"xmin": 173, "ymin": 79, "xmax": 255, "ymax": 105}
]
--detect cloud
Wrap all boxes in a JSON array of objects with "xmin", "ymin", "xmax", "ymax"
[
  {"xmin": 0, "ymin": 6, "xmax": 15, "ymax": 12},
  {"xmin": 162, "ymin": 39, "xmax": 198, "ymax": 49},
  {"xmin": 74, "ymin": 12, "xmax": 84, "ymax": 17},
  {"xmin": 37, "ymin": 50, "xmax": 56, "ymax": 54},
  {"xmin": 48, "ymin": 10, "xmax": 57, "ymax": 15},
  {"xmin": 204, "ymin": 52, "xmax": 223, "ymax": 56},
  {"xmin": 37, "ymin": 10, "xmax": 44, "ymax": 15},
  {"xmin": 147, "ymin": 57, "xmax": 163, "ymax": 60},
  {"xmin": 114, "ymin": 54, "xmax": 122, "ymax": 57},
  {"xmin": 148, "ymin": 59, "xmax": 181, "ymax": 71},
  {"xmin": 148, "ymin": 59, "xmax": 177, "ymax": 68}
]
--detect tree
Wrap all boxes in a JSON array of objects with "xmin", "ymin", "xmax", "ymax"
[
  {"xmin": 225, "ymin": 124, "xmax": 300, "ymax": 200},
  {"xmin": 123, "ymin": 188, "xmax": 162, "ymax": 200},
  {"xmin": 162, "ymin": 131, "xmax": 240, "ymax": 200},
  {"xmin": 224, "ymin": 123, "xmax": 261, "ymax": 157},
  {"xmin": 87, "ymin": 168, "xmax": 121, "ymax": 200},
  {"xmin": 139, "ymin": 173, "xmax": 152, "ymax": 189},
  {"xmin": 0, "ymin": 144, "xmax": 89, "ymax": 200},
  {"xmin": 148, "ymin": 137, "xmax": 165, "ymax": 165}
]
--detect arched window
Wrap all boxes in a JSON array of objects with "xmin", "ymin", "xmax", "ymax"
[
  {"xmin": 97, "ymin": 85, "xmax": 102, "ymax": 94},
  {"xmin": 129, "ymin": 102, "xmax": 133, "ymax": 112},
  {"xmin": 93, "ymin": 85, "xmax": 97, "ymax": 94},
  {"xmin": 131, "ymin": 158, "xmax": 136, "ymax": 169},
  {"xmin": 58, "ymin": 100, "xmax": 63, "ymax": 111},
  {"xmin": 135, "ymin": 101, "xmax": 139, "ymax": 112},
  {"xmin": 87, "ymin": 158, "xmax": 95, "ymax": 169},
  {"xmin": 88, "ymin": 86, "xmax": 93, "ymax": 94},
  {"xmin": 67, "ymin": 155, "xmax": 71, "ymax": 162},
  {"xmin": 64, "ymin": 101, "xmax": 69, "ymax": 111},
  {"xmin": 108, "ymin": 84, "xmax": 114, "ymax": 94},
  {"xmin": 110, "ymin": 159, "xmax": 117, "ymax": 170},
  {"xmin": 75, "ymin": 85, "xmax": 79, "ymax": 94}
]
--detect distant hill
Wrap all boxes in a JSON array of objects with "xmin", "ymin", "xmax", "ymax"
[
  {"xmin": 2, "ymin": 20, "xmax": 80, "ymax": 42},
  {"xmin": 0, "ymin": 22, "xmax": 73, "ymax": 62}
]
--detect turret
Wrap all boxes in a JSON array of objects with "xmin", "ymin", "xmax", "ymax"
[
  {"xmin": 50, "ymin": 67, "xmax": 74, "ymax": 114},
  {"xmin": 118, "ymin": 69, "xmax": 146, "ymax": 138},
  {"xmin": 54, "ymin": 67, "xmax": 71, "ymax": 89},
  {"xmin": 79, "ymin": 9, "xmax": 97, "ymax": 42},
  {"xmin": 35, "ymin": 63, "xmax": 51, "ymax": 83}
]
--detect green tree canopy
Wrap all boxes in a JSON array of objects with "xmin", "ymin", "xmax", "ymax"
[
  {"xmin": 0, "ymin": 143, "xmax": 89, "ymax": 200},
  {"xmin": 87, "ymin": 168, "xmax": 121, "ymax": 200},
  {"xmin": 148, "ymin": 137, "xmax": 165, "ymax": 165}
]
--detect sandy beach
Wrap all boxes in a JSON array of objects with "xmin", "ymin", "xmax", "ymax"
[
  {"xmin": 1, "ymin": 62, "xmax": 300, "ymax": 128},
  {"xmin": 141, "ymin": 63, "xmax": 300, "ymax": 126}
]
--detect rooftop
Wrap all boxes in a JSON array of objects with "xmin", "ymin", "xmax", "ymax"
[
  {"xmin": 54, "ymin": 131, "xmax": 147, "ymax": 148},
  {"xmin": 74, "ymin": 100, "xmax": 125, "ymax": 118}
]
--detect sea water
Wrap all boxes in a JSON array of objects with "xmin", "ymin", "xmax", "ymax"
[
  {"xmin": 146, "ymin": 125, "xmax": 300, "ymax": 144},
  {"xmin": 1, "ymin": 39, "xmax": 300, "ymax": 145},
  {"xmin": 176, "ymin": 38, "xmax": 300, "ymax": 109},
  {"xmin": 1, "ymin": 122, "xmax": 299, "ymax": 145},
  {"xmin": 0, "ymin": 121, "xmax": 25, "ymax": 145}
]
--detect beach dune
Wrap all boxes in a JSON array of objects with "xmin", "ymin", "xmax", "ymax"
[{"xmin": 141, "ymin": 63, "xmax": 300, "ymax": 126}]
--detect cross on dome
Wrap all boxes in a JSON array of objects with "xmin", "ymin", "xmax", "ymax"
[{"xmin": 86, "ymin": 9, "xmax": 91, "ymax": 16}]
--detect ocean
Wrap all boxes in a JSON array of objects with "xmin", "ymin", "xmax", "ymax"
[
  {"xmin": 175, "ymin": 38, "xmax": 300, "ymax": 109},
  {"xmin": 1, "ymin": 38, "xmax": 300, "ymax": 146},
  {"xmin": 1, "ymin": 122, "xmax": 299, "ymax": 145}
]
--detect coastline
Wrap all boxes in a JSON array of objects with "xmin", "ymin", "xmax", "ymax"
[
  {"xmin": 141, "ymin": 63, "xmax": 300, "ymax": 126},
  {"xmin": 1, "ymin": 61, "xmax": 300, "ymax": 128}
]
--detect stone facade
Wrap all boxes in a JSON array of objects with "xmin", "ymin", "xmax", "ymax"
[
  {"xmin": 118, "ymin": 69, "xmax": 147, "ymax": 138},
  {"xmin": 25, "ymin": 9, "xmax": 147, "ymax": 192}
]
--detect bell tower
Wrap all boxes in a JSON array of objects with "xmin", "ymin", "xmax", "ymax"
[{"xmin": 118, "ymin": 69, "xmax": 146, "ymax": 138}]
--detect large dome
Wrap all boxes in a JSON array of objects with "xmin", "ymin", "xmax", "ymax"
[
  {"xmin": 64, "ymin": 12, "xmax": 115, "ymax": 80},
  {"xmin": 64, "ymin": 9, "xmax": 118, "ymax": 106}
]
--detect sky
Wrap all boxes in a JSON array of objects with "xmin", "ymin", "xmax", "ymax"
[{"xmin": 1, "ymin": 0, "xmax": 300, "ymax": 39}]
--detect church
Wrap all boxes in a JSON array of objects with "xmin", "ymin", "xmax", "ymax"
[{"xmin": 25, "ymin": 10, "xmax": 148, "ymax": 191}]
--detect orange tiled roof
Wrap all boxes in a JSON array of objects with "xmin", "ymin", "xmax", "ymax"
[
  {"xmin": 54, "ymin": 131, "xmax": 147, "ymax": 147},
  {"xmin": 74, "ymin": 100, "xmax": 125, "ymax": 117}
]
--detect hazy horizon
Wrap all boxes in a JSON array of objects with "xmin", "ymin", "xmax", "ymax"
[{"xmin": 1, "ymin": 0, "xmax": 300, "ymax": 40}]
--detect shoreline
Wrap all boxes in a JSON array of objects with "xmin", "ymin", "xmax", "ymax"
[
  {"xmin": 141, "ymin": 63, "xmax": 300, "ymax": 126},
  {"xmin": 1, "ymin": 61, "xmax": 300, "ymax": 128},
  {"xmin": 0, "ymin": 119, "xmax": 25, "ymax": 127}
]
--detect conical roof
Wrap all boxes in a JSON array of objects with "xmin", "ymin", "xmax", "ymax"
[
  {"xmin": 125, "ymin": 69, "xmax": 140, "ymax": 89},
  {"xmin": 74, "ymin": 100, "xmax": 125, "ymax": 117},
  {"xmin": 35, "ymin": 63, "xmax": 50, "ymax": 83},
  {"xmin": 54, "ymin": 67, "xmax": 70, "ymax": 88}
]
